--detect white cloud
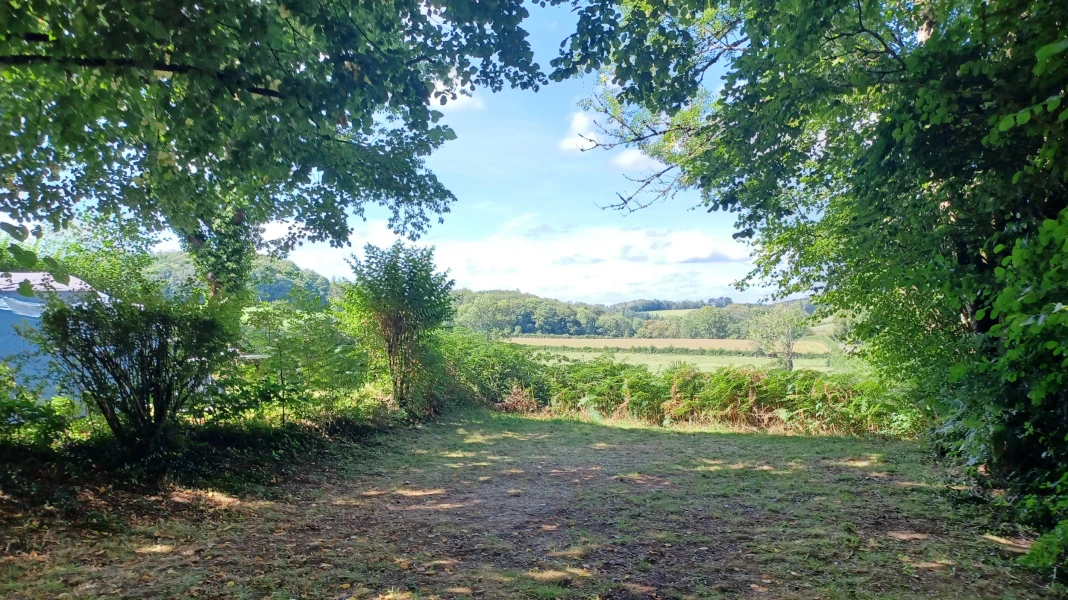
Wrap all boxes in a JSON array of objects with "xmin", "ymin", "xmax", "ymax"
[
  {"xmin": 612, "ymin": 148, "xmax": 663, "ymax": 171},
  {"xmin": 433, "ymin": 80, "xmax": 486, "ymax": 113},
  {"xmin": 272, "ymin": 216, "xmax": 753, "ymax": 303},
  {"xmin": 557, "ymin": 112, "xmax": 599, "ymax": 151},
  {"xmin": 438, "ymin": 92, "xmax": 485, "ymax": 112},
  {"xmin": 154, "ymin": 215, "xmax": 754, "ymax": 302}
]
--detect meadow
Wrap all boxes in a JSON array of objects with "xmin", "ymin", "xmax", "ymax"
[
  {"xmin": 553, "ymin": 350, "xmax": 832, "ymax": 372},
  {"xmin": 507, "ymin": 336, "xmax": 831, "ymax": 354},
  {"xmin": 642, "ymin": 308, "xmax": 698, "ymax": 318}
]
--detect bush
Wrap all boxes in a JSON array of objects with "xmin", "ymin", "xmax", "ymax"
[
  {"xmin": 538, "ymin": 356, "xmax": 923, "ymax": 436},
  {"xmin": 30, "ymin": 296, "xmax": 236, "ymax": 456},
  {"xmin": 433, "ymin": 329, "xmax": 550, "ymax": 405},
  {"xmin": 0, "ymin": 363, "xmax": 70, "ymax": 447}
]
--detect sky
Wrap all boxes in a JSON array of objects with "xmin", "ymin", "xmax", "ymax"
[{"xmin": 166, "ymin": 5, "xmax": 758, "ymax": 305}]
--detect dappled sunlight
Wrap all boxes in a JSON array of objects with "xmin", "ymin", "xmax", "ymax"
[
  {"xmin": 360, "ymin": 489, "xmax": 390, "ymax": 497},
  {"xmin": 893, "ymin": 480, "xmax": 933, "ymax": 488},
  {"xmin": 982, "ymin": 534, "xmax": 1032, "ymax": 554},
  {"xmin": 590, "ymin": 442, "xmax": 617, "ymax": 449},
  {"xmin": 887, "ymin": 531, "xmax": 930, "ymax": 541},
  {"xmin": 439, "ymin": 450, "xmax": 477, "ymax": 458},
  {"xmin": 617, "ymin": 472, "xmax": 673, "ymax": 487},
  {"xmin": 134, "ymin": 543, "xmax": 174, "ymax": 554},
  {"xmin": 828, "ymin": 454, "xmax": 884, "ymax": 469},
  {"xmin": 547, "ymin": 545, "xmax": 592, "ymax": 559},
  {"xmin": 461, "ymin": 430, "xmax": 551, "ymax": 445},
  {"xmin": 392, "ymin": 488, "xmax": 446, "ymax": 497},
  {"xmin": 396, "ymin": 501, "xmax": 470, "ymax": 511},
  {"xmin": 168, "ymin": 489, "xmax": 265, "ymax": 511}
]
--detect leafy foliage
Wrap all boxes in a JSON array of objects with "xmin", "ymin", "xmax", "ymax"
[
  {"xmin": 338, "ymin": 242, "xmax": 453, "ymax": 417},
  {"xmin": 749, "ymin": 303, "xmax": 811, "ymax": 370},
  {"xmin": 146, "ymin": 251, "xmax": 332, "ymax": 302},
  {"xmin": 29, "ymin": 296, "xmax": 236, "ymax": 455},
  {"xmin": 0, "ymin": 363, "xmax": 70, "ymax": 447},
  {"xmin": 0, "ymin": 0, "xmax": 544, "ymax": 250},
  {"xmin": 553, "ymin": 0, "xmax": 1068, "ymax": 539}
]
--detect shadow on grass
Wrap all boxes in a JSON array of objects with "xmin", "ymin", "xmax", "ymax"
[{"xmin": 0, "ymin": 409, "xmax": 1050, "ymax": 599}]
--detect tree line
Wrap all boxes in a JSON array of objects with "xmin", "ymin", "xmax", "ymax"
[{"xmin": 452, "ymin": 289, "xmax": 789, "ymax": 339}]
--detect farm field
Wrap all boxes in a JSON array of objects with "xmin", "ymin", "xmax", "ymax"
[
  {"xmin": 642, "ymin": 308, "xmax": 698, "ymax": 318},
  {"xmin": 4, "ymin": 410, "xmax": 1042, "ymax": 599},
  {"xmin": 553, "ymin": 350, "xmax": 832, "ymax": 372},
  {"xmin": 508, "ymin": 336, "xmax": 832, "ymax": 354}
]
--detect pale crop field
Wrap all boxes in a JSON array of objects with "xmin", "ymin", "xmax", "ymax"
[
  {"xmin": 551, "ymin": 350, "xmax": 832, "ymax": 372},
  {"xmin": 508, "ymin": 336, "xmax": 831, "ymax": 354}
]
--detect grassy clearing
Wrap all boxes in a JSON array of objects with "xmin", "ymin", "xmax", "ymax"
[
  {"xmin": 1, "ymin": 410, "xmax": 1046, "ymax": 599},
  {"xmin": 508, "ymin": 337, "xmax": 831, "ymax": 354},
  {"xmin": 552, "ymin": 350, "xmax": 832, "ymax": 372}
]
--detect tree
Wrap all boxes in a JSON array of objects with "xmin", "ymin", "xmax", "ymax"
[
  {"xmin": 680, "ymin": 306, "xmax": 730, "ymax": 339},
  {"xmin": 0, "ymin": 0, "xmax": 543, "ymax": 260},
  {"xmin": 553, "ymin": 0, "xmax": 1068, "ymax": 513},
  {"xmin": 636, "ymin": 319, "xmax": 681, "ymax": 339},
  {"xmin": 30, "ymin": 296, "xmax": 234, "ymax": 456},
  {"xmin": 596, "ymin": 312, "xmax": 635, "ymax": 337},
  {"xmin": 146, "ymin": 251, "xmax": 331, "ymax": 303},
  {"xmin": 749, "ymin": 304, "xmax": 810, "ymax": 371},
  {"xmin": 338, "ymin": 242, "xmax": 453, "ymax": 417}
]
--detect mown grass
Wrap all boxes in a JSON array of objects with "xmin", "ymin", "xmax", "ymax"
[
  {"xmin": 1, "ymin": 410, "xmax": 1048, "ymax": 599},
  {"xmin": 552, "ymin": 350, "xmax": 832, "ymax": 372}
]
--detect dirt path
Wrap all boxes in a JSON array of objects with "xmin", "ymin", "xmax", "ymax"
[{"xmin": 1, "ymin": 411, "xmax": 1048, "ymax": 599}]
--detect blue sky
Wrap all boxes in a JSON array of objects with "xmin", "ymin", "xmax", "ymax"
[{"xmin": 259, "ymin": 5, "xmax": 757, "ymax": 305}]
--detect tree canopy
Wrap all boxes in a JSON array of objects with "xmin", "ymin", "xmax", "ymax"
[
  {"xmin": 554, "ymin": 0, "xmax": 1068, "ymax": 512},
  {"xmin": 0, "ymin": 0, "xmax": 543, "ymax": 249}
]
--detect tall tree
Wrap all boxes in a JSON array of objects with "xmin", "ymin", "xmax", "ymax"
[
  {"xmin": 0, "ymin": 0, "xmax": 543, "ymax": 254},
  {"xmin": 749, "ymin": 303, "xmax": 810, "ymax": 371}
]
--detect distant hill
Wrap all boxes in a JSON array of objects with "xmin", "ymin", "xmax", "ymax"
[{"xmin": 145, "ymin": 252, "xmax": 331, "ymax": 302}]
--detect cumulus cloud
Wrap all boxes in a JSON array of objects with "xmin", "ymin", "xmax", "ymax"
[
  {"xmin": 432, "ymin": 80, "xmax": 486, "ymax": 112},
  {"xmin": 612, "ymin": 148, "xmax": 663, "ymax": 171},
  {"xmin": 437, "ymin": 93, "xmax": 485, "ymax": 112},
  {"xmin": 260, "ymin": 216, "xmax": 751, "ymax": 303},
  {"xmin": 557, "ymin": 112, "xmax": 599, "ymax": 151}
]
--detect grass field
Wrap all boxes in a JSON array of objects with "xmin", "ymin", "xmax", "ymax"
[
  {"xmin": 643, "ymin": 308, "xmax": 698, "ymax": 318},
  {"xmin": 554, "ymin": 350, "xmax": 832, "ymax": 372},
  {"xmin": 508, "ymin": 336, "xmax": 831, "ymax": 354},
  {"xmin": 3, "ymin": 410, "xmax": 1044, "ymax": 599}
]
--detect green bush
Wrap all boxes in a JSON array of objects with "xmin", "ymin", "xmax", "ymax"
[
  {"xmin": 30, "ymin": 295, "xmax": 236, "ymax": 456},
  {"xmin": 0, "ymin": 363, "xmax": 70, "ymax": 447},
  {"xmin": 539, "ymin": 357, "xmax": 923, "ymax": 436}
]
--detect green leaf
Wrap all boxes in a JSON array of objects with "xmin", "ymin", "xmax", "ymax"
[
  {"xmin": 993, "ymin": 244, "xmax": 1005, "ymax": 253},
  {"xmin": 1036, "ymin": 39, "xmax": 1068, "ymax": 62},
  {"xmin": 8, "ymin": 243, "xmax": 38, "ymax": 268},
  {"xmin": 1016, "ymin": 109, "xmax": 1031, "ymax": 125},
  {"xmin": 16, "ymin": 280, "xmax": 33, "ymax": 298},
  {"xmin": 1, "ymin": 222, "xmax": 29, "ymax": 242},
  {"xmin": 998, "ymin": 115, "xmax": 1015, "ymax": 131}
]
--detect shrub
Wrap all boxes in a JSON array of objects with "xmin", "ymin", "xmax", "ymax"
[
  {"xmin": 337, "ymin": 242, "xmax": 453, "ymax": 418},
  {"xmin": 30, "ymin": 296, "xmax": 236, "ymax": 456},
  {"xmin": 0, "ymin": 363, "xmax": 69, "ymax": 447},
  {"xmin": 434, "ymin": 329, "xmax": 550, "ymax": 405}
]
